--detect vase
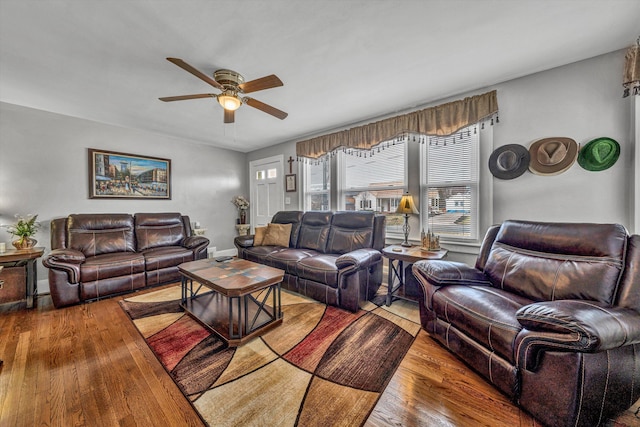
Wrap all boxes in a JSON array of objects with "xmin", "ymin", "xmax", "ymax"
[
  {"xmin": 12, "ymin": 237, "xmax": 37, "ymax": 250},
  {"xmin": 239, "ymin": 209, "xmax": 247, "ymax": 225}
]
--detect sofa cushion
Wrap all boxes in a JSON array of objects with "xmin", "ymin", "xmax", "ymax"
[
  {"xmin": 431, "ymin": 285, "xmax": 531, "ymax": 363},
  {"xmin": 253, "ymin": 226, "xmax": 267, "ymax": 246},
  {"xmin": 135, "ymin": 213, "xmax": 186, "ymax": 251},
  {"xmin": 326, "ymin": 211, "xmax": 374, "ymax": 254},
  {"xmin": 266, "ymin": 248, "xmax": 317, "ymax": 274},
  {"xmin": 484, "ymin": 220, "xmax": 627, "ymax": 304},
  {"xmin": 244, "ymin": 245, "xmax": 286, "ymax": 264},
  {"xmin": 68, "ymin": 214, "xmax": 136, "ymax": 257},
  {"xmin": 142, "ymin": 246, "xmax": 194, "ymax": 270},
  {"xmin": 296, "ymin": 211, "xmax": 332, "ymax": 253},
  {"xmin": 296, "ymin": 254, "xmax": 340, "ymax": 288},
  {"xmin": 261, "ymin": 223, "xmax": 292, "ymax": 247},
  {"xmin": 80, "ymin": 252, "xmax": 145, "ymax": 282}
]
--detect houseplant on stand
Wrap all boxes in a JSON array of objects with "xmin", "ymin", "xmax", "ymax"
[{"xmin": 2, "ymin": 214, "xmax": 40, "ymax": 249}]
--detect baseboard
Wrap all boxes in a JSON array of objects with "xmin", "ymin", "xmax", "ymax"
[{"xmin": 207, "ymin": 247, "xmax": 237, "ymax": 258}]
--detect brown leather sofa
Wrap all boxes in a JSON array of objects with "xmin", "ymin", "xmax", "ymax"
[
  {"xmin": 412, "ymin": 220, "xmax": 640, "ymax": 427},
  {"xmin": 43, "ymin": 212, "xmax": 209, "ymax": 308},
  {"xmin": 234, "ymin": 210, "xmax": 386, "ymax": 312}
]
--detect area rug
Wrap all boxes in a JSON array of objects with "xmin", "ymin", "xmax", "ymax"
[{"xmin": 119, "ymin": 285, "xmax": 421, "ymax": 427}]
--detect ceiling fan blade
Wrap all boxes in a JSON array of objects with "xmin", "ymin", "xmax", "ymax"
[
  {"xmin": 166, "ymin": 57, "xmax": 224, "ymax": 90},
  {"xmin": 159, "ymin": 94, "xmax": 215, "ymax": 102},
  {"xmin": 224, "ymin": 109, "xmax": 235, "ymax": 124},
  {"xmin": 239, "ymin": 75, "xmax": 283, "ymax": 94},
  {"xmin": 245, "ymin": 98, "xmax": 288, "ymax": 120}
]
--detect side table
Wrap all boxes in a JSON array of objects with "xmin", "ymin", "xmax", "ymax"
[
  {"xmin": 0, "ymin": 247, "xmax": 45, "ymax": 308},
  {"xmin": 382, "ymin": 244, "xmax": 447, "ymax": 306}
]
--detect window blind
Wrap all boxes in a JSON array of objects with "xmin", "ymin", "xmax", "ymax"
[{"xmin": 422, "ymin": 127, "xmax": 479, "ymax": 239}]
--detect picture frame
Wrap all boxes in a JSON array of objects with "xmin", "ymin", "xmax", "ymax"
[
  {"xmin": 88, "ymin": 148, "xmax": 171, "ymax": 199},
  {"xmin": 285, "ymin": 174, "xmax": 297, "ymax": 192}
]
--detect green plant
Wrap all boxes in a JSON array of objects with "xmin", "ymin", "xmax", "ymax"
[{"xmin": 2, "ymin": 214, "xmax": 40, "ymax": 244}]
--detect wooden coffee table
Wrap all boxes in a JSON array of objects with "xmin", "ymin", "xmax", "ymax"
[{"xmin": 178, "ymin": 257, "xmax": 284, "ymax": 346}]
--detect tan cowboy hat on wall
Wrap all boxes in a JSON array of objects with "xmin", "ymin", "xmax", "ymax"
[{"xmin": 528, "ymin": 137, "xmax": 579, "ymax": 176}]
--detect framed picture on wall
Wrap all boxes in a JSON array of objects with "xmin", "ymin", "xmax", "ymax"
[
  {"xmin": 88, "ymin": 148, "xmax": 171, "ymax": 199},
  {"xmin": 285, "ymin": 174, "xmax": 296, "ymax": 192}
]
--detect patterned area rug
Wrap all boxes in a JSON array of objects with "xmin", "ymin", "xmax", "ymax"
[{"xmin": 119, "ymin": 285, "xmax": 421, "ymax": 427}]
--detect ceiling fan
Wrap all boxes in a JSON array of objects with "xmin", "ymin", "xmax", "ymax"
[{"xmin": 159, "ymin": 57, "xmax": 288, "ymax": 123}]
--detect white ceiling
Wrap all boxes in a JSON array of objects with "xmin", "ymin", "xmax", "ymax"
[{"xmin": 1, "ymin": 0, "xmax": 639, "ymax": 153}]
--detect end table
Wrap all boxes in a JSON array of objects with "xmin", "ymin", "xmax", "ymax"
[
  {"xmin": 382, "ymin": 244, "xmax": 447, "ymax": 306},
  {"xmin": 0, "ymin": 247, "xmax": 44, "ymax": 308}
]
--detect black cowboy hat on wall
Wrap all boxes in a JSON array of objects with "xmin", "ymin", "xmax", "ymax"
[{"xmin": 488, "ymin": 144, "xmax": 530, "ymax": 180}]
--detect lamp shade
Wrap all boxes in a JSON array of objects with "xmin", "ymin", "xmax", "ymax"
[{"xmin": 396, "ymin": 193, "xmax": 419, "ymax": 215}]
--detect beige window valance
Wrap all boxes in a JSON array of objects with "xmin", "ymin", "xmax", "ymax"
[{"xmin": 296, "ymin": 90, "xmax": 498, "ymax": 160}]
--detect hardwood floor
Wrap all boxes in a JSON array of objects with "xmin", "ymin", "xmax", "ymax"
[
  {"xmin": 0, "ymin": 290, "xmax": 204, "ymax": 427},
  {"xmin": 1, "ymin": 286, "xmax": 639, "ymax": 426}
]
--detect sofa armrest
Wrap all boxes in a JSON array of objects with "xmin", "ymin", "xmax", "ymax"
[
  {"xmin": 412, "ymin": 260, "xmax": 491, "ymax": 287},
  {"xmin": 336, "ymin": 249, "xmax": 382, "ymax": 290},
  {"xmin": 336, "ymin": 248, "xmax": 381, "ymax": 272},
  {"xmin": 182, "ymin": 235, "xmax": 209, "ymax": 249},
  {"xmin": 234, "ymin": 235, "xmax": 255, "ymax": 249},
  {"xmin": 42, "ymin": 248, "xmax": 84, "ymax": 283},
  {"xmin": 516, "ymin": 300, "xmax": 640, "ymax": 370},
  {"xmin": 517, "ymin": 300, "xmax": 640, "ymax": 351},
  {"xmin": 182, "ymin": 235, "xmax": 209, "ymax": 260}
]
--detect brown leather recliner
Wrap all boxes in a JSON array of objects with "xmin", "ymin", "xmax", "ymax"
[
  {"xmin": 235, "ymin": 210, "xmax": 386, "ymax": 312},
  {"xmin": 412, "ymin": 220, "xmax": 640, "ymax": 427},
  {"xmin": 43, "ymin": 212, "xmax": 209, "ymax": 308}
]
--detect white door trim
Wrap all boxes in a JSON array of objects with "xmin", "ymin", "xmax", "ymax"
[{"xmin": 249, "ymin": 155, "xmax": 285, "ymax": 229}]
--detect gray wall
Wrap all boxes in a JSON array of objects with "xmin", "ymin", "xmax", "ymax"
[
  {"xmin": 0, "ymin": 103, "xmax": 248, "ymax": 293},
  {"xmin": 493, "ymin": 50, "xmax": 631, "ymax": 226},
  {"xmin": 247, "ymin": 50, "xmax": 637, "ymax": 264}
]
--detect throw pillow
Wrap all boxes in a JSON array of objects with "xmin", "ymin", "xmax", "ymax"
[
  {"xmin": 253, "ymin": 226, "xmax": 267, "ymax": 246},
  {"xmin": 261, "ymin": 223, "xmax": 292, "ymax": 247}
]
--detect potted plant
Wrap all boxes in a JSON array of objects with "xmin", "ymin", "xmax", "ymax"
[{"xmin": 2, "ymin": 214, "xmax": 40, "ymax": 249}]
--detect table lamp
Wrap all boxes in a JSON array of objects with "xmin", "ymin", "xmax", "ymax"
[{"xmin": 396, "ymin": 192, "xmax": 419, "ymax": 247}]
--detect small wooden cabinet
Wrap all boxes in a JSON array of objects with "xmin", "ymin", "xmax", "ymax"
[
  {"xmin": 0, "ymin": 247, "xmax": 44, "ymax": 308},
  {"xmin": 0, "ymin": 266, "xmax": 27, "ymax": 304}
]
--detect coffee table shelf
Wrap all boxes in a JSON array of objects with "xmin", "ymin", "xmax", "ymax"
[{"xmin": 182, "ymin": 289, "xmax": 282, "ymax": 346}]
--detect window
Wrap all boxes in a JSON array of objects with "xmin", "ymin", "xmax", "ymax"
[
  {"xmin": 255, "ymin": 168, "xmax": 277, "ymax": 180},
  {"xmin": 303, "ymin": 158, "xmax": 330, "ymax": 211},
  {"xmin": 338, "ymin": 140, "xmax": 407, "ymax": 235},
  {"xmin": 421, "ymin": 126, "xmax": 479, "ymax": 240}
]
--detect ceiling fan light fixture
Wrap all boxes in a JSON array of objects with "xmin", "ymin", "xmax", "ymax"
[{"xmin": 218, "ymin": 93, "xmax": 242, "ymax": 111}]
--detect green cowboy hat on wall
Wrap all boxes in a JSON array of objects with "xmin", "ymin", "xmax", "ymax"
[{"xmin": 577, "ymin": 137, "xmax": 620, "ymax": 171}]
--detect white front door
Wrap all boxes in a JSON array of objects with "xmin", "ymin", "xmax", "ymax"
[{"xmin": 249, "ymin": 155, "xmax": 284, "ymax": 229}]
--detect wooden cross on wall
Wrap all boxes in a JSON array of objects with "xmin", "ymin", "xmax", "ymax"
[{"xmin": 287, "ymin": 156, "xmax": 295, "ymax": 174}]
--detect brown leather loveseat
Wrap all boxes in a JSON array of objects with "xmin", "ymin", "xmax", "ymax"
[
  {"xmin": 412, "ymin": 220, "xmax": 640, "ymax": 427},
  {"xmin": 43, "ymin": 212, "xmax": 209, "ymax": 308},
  {"xmin": 234, "ymin": 210, "xmax": 386, "ymax": 312}
]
